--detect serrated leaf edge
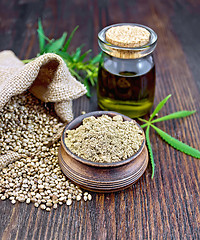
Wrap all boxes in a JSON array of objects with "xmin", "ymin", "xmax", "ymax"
[
  {"xmin": 151, "ymin": 110, "xmax": 196, "ymax": 123},
  {"xmin": 145, "ymin": 126, "xmax": 155, "ymax": 178},
  {"xmin": 151, "ymin": 125, "xmax": 200, "ymax": 159},
  {"xmin": 149, "ymin": 94, "xmax": 171, "ymax": 121}
]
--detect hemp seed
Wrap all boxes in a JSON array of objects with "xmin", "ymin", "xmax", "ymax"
[{"xmin": 0, "ymin": 92, "xmax": 92, "ymax": 211}]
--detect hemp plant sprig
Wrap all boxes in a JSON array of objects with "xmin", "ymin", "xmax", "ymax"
[
  {"xmin": 138, "ymin": 94, "xmax": 200, "ymax": 179},
  {"xmin": 23, "ymin": 20, "xmax": 101, "ymax": 97}
]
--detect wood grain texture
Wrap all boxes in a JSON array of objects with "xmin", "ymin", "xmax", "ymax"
[{"xmin": 0, "ymin": 0, "xmax": 199, "ymax": 239}]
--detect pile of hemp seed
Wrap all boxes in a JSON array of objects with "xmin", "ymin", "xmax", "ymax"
[{"xmin": 0, "ymin": 92, "xmax": 91, "ymax": 211}]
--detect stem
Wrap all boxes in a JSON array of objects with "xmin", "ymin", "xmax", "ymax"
[
  {"xmin": 140, "ymin": 123, "xmax": 148, "ymax": 128},
  {"xmin": 22, "ymin": 58, "xmax": 35, "ymax": 63},
  {"xmin": 138, "ymin": 118, "xmax": 149, "ymax": 123}
]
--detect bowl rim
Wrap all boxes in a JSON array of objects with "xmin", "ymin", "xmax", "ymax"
[{"xmin": 61, "ymin": 111, "xmax": 145, "ymax": 168}]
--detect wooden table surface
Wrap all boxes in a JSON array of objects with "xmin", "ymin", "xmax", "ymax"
[{"xmin": 0, "ymin": 0, "xmax": 200, "ymax": 239}]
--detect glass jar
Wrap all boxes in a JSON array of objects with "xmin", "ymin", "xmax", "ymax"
[{"xmin": 97, "ymin": 23, "xmax": 157, "ymax": 118}]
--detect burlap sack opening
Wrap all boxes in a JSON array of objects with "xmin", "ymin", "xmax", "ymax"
[
  {"xmin": 0, "ymin": 50, "xmax": 87, "ymax": 169},
  {"xmin": 29, "ymin": 60, "xmax": 59, "ymax": 101}
]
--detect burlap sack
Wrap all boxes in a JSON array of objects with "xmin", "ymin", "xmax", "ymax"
[
  {"xmin": 0, "ymin": 50, "xmax": 87, "ymax": 122},
  {"xmin": 0, "ymin": 50, "xmax": 87, "ymax": 169}
]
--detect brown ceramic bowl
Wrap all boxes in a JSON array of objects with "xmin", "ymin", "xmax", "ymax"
[{"xmin": 58, "ymin": 111, "xmax": 148, "ymax": 192}]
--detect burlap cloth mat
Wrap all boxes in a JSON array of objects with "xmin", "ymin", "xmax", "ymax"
[{"xmin": 0, "ymin": 50, "xmax": 87, "ymax": 169}]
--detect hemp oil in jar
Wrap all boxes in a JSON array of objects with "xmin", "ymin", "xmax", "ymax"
[{"xmin": 97, "ymin": 23, "xmax": 157, "ymax": 118}]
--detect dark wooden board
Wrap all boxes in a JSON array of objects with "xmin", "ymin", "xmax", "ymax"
[{"xmin": 0, "ymin": 0, "xmax": 199, "ymax": 239}]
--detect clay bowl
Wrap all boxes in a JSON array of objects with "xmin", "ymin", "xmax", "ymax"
[{"xmin": 58, "ymin": 111, "xmax": 148, "ymax": 193}]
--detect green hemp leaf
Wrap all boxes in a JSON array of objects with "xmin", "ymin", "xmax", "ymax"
[
  {"xmin": 23, "ymin": 20, "xmax": 101, "ymax": 97},
  {"xmin": 138, "ymin": 95, "xmax": 200, "ymax": 179}
]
